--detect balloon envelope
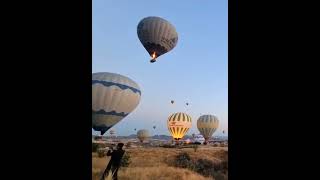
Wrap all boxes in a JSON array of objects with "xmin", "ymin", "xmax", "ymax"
[
  {"xmin": 92, "ymin": 72, "xmax": 141, "ymax": 135},
  {"xmin": 109, "ymin": 129, "xmax": 115, "ymax": 135},
  {"xmin": 137, "ymin": 16, "xmax": 178, "ymax": 62},
  {"xmin": 137, "ymin": 129, "xmax": 150, "ymax": 142},
  {"xmin": 167, "ymin": 112, "xmax": 192, "ymax": 140},
  {"xmin": 197, "ymin": 115, "xmax": 219, "ymax": 141}
]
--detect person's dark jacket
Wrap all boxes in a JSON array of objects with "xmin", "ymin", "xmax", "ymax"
[{"xmin": 107, "ymin": 149, "xmax": 125, "ymax": 166}]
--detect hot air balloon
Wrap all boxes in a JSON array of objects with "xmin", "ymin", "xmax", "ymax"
[
  {"xmin": 92, "ymin": 72, "xmax": 141, "ymax": 135},
  {"xmin": 137, "ymin": 16, "xmax": 178, "ymax": 63},
  {"xmin": 134, "ymin": 128, "xmax": 137, "ymax": 131},
  {"xmin": 171, "ymin": 100, "xmax": 174, "ymax": 104},
  {"xmin": 223, "ymin": 130, "xmax": 225, "ymax": 134},
  {"xmin": 137, "ymin": 129, "xmax": 150, "ymax": 143},
  {"xmin": 109, "ymin": 129, "xmax": 115, "ymax": 136},
  {"xmin": 197, "ymin": 115, "xmax": 219, "ymax": 144},
  {"xmin": 153, "ymin": 125, "xmax": 156, "ymax": 130},
  {"xmin": 167, "ymin": 112, "xmax": 192, "ymax": 141},
  {"xmin": 186, "ymin": 102, "xmax": 189, "ymax": 106}
]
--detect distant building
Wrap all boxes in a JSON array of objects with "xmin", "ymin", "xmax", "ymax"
[{"xmin": 192, "ymin": 134, "xmax": 205, "ymax": 144}]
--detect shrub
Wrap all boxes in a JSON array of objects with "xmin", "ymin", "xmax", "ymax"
[
  {"xmin": 174, "ymin": 152, "xmax": 192, "ymax": 168},
  {"xmin": 192, "ymin": 159, "xmax": 215, "ymax": 177},
  {"xmin": 120, "ymin": 152, "xmax": 131, "ymax": 167},
  {"xmin": 213, "ymin": 143, "xmax": 219, "ymax": 147},
  {"xmin": 161, "ymin": 144, "xmax": 175, "ymax": 148},
  {"xmin": 215, "ymin": 160, "xmax": 228, "ymax": 172},
  {"xmin": 192, "ymin": 144, "xmax": 199, "ymax": 152},
  {"xmin": 171, "ymin": 152, "xmax": 228, "ymax": 179},
  {"xmin": 92, "ymin": 143, "xmax": 99, "ymax": 152},
  {"xmin": 97, "ymin": 148, "xmax": 105, "ymax": 157}
]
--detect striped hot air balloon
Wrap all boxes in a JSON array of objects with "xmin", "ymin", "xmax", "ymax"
[
  {"xmin": 137, "ymin": 129, "xmax": 150, "ymax": 143},
  {"xmin": 137, "ymin": 16, "xmax": 178, "ymax": 63},
  {"xmin": 167, "ymin": 112, "xmax": 192, "ymax": 140},
  {"xmin": 92, "ymin": 72, "xmax": 141, "ymax": 135},
  {"xmin": 197, "ymin": 115, "xmax": 219, "ymax": 144}
]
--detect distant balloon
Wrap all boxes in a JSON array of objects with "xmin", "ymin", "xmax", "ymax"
[
  {"xmin": 153, "ymin": 125, "xmax": 156, "ymax": 129},
  {"xmin": 186, "ymin": 102, "xmax": 189, "ymax": 106},
  {"xmin": 92, "ymin": 72, "xmax": 141, "ymax": 135},
  {"xmin": 109, "ymin": 129, "xmax": 115, "ymax": 135},
  {"xmin": 167, "ymin": 112, "xmax": 192, "ymax": 140},
  {"xmin": 223, "ymin": 130, "xmax": 225, "ymax": 134},
  {"xmin": 171, "ymin": 100, "xmax": 174, "ymax": 104},
  {"xmin": 137, "ymin": 16, "xmax": 178, "ymax": 63},
  {"xmin": 137, "ymin": 129, "xmax": 150, "ymax": 143},
  {"xmin": 197, "ymin": 115, "xmax": 219, "ymax": 144},
  {"xmin": 134, "ymin": 128, "xmax": 137, "ymax": 131}
]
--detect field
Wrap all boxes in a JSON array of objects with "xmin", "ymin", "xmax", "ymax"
[{"xmin": 92, "ymin": 146, "xmax": 228, "ymax": 180}]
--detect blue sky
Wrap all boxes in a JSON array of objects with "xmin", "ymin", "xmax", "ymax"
[{"xmin": 93, "ymin": 0, "xmax": 228, "ymax": 136}]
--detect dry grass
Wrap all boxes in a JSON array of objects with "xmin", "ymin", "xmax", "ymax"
[
  {"xmin": 93, "ymin": 147, "xmax": 228, "ymax": 180},
  {"xmin": 119, "ymin": 166, "xmax": 212, "ymax": 180}
]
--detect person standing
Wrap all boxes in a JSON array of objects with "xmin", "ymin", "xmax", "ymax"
[{"xmin": 101, "ymin": 143, "xmax": 125, "ymax": 180}]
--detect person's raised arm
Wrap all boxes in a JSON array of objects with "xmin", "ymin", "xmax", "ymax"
[{"xmin": 106, "ymin": 147, "xmax": 113, "ymax": 156}]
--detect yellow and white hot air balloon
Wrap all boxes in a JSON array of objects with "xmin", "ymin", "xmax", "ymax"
[
  {"xmin": 137, "ymin": 129, "xmax": 150, "ymax": 143},
  {"xmin": 137, "ymin": 16, "xmax": 178, "ymax": 63},
  {"xmin": 197, "ymin": 115, "xmax": 219, "ymax": 144},
  {"xmin": 92, "ymin": 72, "xmax": 141, "ymax": 135},
  {"xmin": 167, "ymin": 112, "xmax": 192, "ymax": 140}
]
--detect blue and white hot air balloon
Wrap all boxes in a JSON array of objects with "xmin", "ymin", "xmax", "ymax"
[{"xmin": 92, "ymin": 72, "xmax": 141, "ymax": 135}]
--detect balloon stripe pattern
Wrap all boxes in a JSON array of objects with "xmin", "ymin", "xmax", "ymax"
[
  {"xmin": 92, "ymin": 80, "xmax": 141, "ymax": 95},
  {"xmin": 92, "ymin": 72, "xmax": 141, "ymax": 135},
  {"xmin": 197, "ymin": 115, "xmax": 219, "ymax": 141},
  {"xmin": 167, "ymin": 112, "xmax": 192, "ymax": 140},
  {"xmin": 137, "ymin": 16, "xmax": 178, "ymax": 59}
]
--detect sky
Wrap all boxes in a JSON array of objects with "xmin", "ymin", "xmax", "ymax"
[{"xmin": 93, "ymin": 0, "xmax": 228, "ymax": 136}]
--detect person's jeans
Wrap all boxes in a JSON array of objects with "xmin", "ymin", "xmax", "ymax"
[{"xmin": 101, "ymin": 163, "xmax": 119, "ymax": 180}]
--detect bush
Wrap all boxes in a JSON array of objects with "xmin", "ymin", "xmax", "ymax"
[
  {"xmin": 214, "ymin": 160, "xmax": 228, "ymax": 172},
  {"xmin": 193, "ymin": 159, "xmax": 215, "ymax": 177},
  {"xmin": 92, "ymin": 143, "xmax": 99, "ymax": 152},
  {"xmin": 174, "ymin": 152, "xmax": 192, "ymax": 168},
  {"xmin": 97, "ymin": 148, "xmax": 105, "ymax": 157},
  {"xmin": 161, "ymin": 144, "xmax": 175, "ymax": 148},
  {"xmin": 192, "ymin": 144, "xmax": 199, "ymax": 152},
  {"xmin": 120, "ymin": 152, "xmax": 131, "ymax": 167},
  {"xmin": 171, "ymin": 152, "xmax": 228, "ymax": 179}
]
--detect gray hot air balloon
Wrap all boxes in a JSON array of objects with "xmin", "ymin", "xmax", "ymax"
[
  {"xmin": 137, "ymin": 16, "xmax": 178, "ymax": 63},
  {"xmin": 197, "ymin": 115, "xmax": 219, "ymax": 144},
  {"xmin": 109, "ymin": 129, "xmax": 115, "ymax": 136},
  {"xmin": 92, "ymin": 72, "xmax": 141, "ymax": 135},
  {"xmin": 137, "ymin": 129, "xmax": 150, "ymax": 143}
]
